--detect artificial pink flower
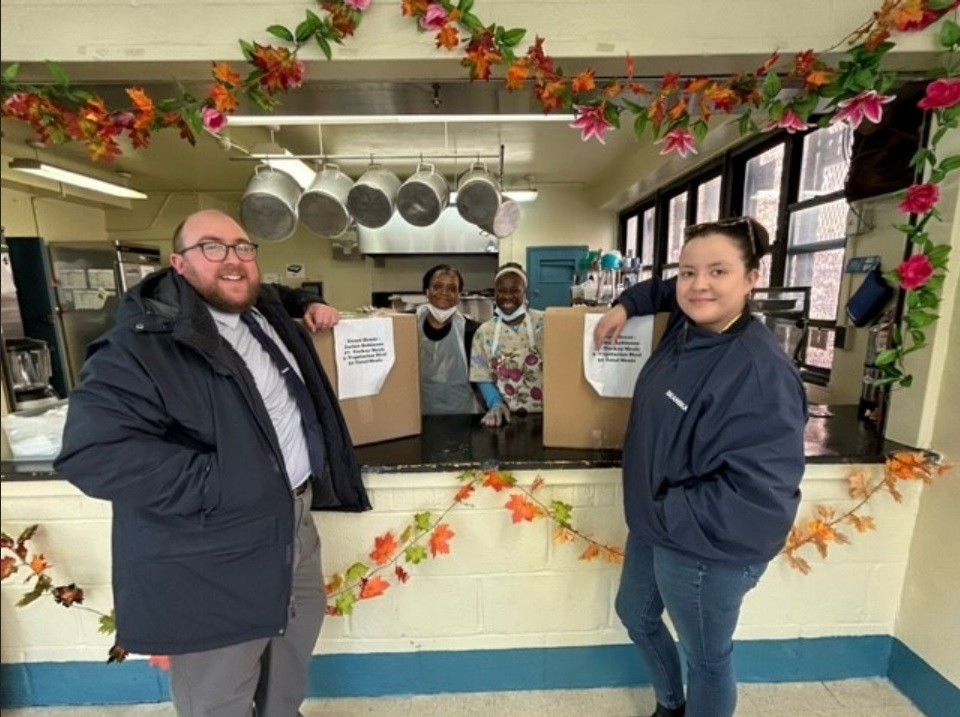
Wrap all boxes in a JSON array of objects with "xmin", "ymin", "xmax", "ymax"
[
  {"xmin": 570, "ymin": 105, "xmax": 614, "ymax": 144},
  {"xmin": 918, "ymin": 78, "xmax": 960, "ymax": 111},
  {"xmin": 830, "ymin": 90, "xmax": 895, "ymax": 129},
  {"xmin": 897, "ymin": 254, "xmax": 935, "ymax": 291},
  {"xmin": 898, "ymin": 183, "xmax": 940, "ymax": 215},
  {"xmin": 344, "ymin": 0, "xmax": 372, "ymax": 10},
  {"xmin": 765, "ymin": 110, "xmax": 813, "ymax": 134},
  {"xmin": 201, "ymin": 106, "xmax": 227, "ymax": 133},
  {"xmin": 659, "ymin": 128, "xmax": 698, "ymax": 158},
  {"xmin": 420, "ymin": 4, "xmax": 449, "ymax": 31}
]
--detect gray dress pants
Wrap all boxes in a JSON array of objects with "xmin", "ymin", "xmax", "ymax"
[{"xmin": 169, "ymin": 486, "xmax": 324, "ymax": 717}]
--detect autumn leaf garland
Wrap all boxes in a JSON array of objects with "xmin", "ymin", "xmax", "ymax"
[
  {"xmin": 2, "ymin": 457, "xmax": 954, "ymax": 663},
  {"xmin": 322, "ymin": 468, "xmax": 623, "ymax": 616}
]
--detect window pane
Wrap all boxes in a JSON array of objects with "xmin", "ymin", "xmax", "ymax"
[
  {"xmin": 799, "ymin": 124, "xmax": 853, "ymax": 201},
  {"xmin": 805, "ymin": 327, "xmax": 836, "ymax": 370},
  {"xmin": 662, "ymin": 265, "xmax": 679, "ymax": 280},
  {"xmin": 743, "ymin": 144, "xmax": 784, "ymax": 245},
  {"xmin": 788, "ymin": 199, "xmax": 848, "ymax": 248},
  {"xmin": 697, "ymin": 176, "xmax": 721, "ymax": 222},
  {"xmin": 667, "ymin": 194, "xmax": 688, "ymax": 263},
  {"xmin": 787, "ymin": 249, "xmax": 845, "ymax": 321},
  {"xmin": 757, "ymin": 254, "xmax": 772, "ymax": 289},
  {"xmin": 642, "ymin": 208, "xmax": 655, "ymax": 266},
  {"xmin": 625, "ymin": 215, "xmax": 639, "ymax": 257},
  {"xmin": 641, "ymin": 268, "xmax": 653, "ymax": 281}
]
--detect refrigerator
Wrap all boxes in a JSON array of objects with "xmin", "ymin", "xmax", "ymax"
[{"xmin": 5, "ymin": 237, "xmax": 162, "ymax": 395}]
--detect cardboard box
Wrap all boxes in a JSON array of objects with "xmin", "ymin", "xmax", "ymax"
[
  {"xmin": 312, "ymin": 312, "xmax": 421, "ymax": 446},
  {"xmin": 543, "ymin": 307, "xmax": 669, "ymax": 449}
]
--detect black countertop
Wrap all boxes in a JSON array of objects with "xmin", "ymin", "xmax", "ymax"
[{"xmin": 1, "ymin": 404, "xmax": 909, "ymax": 481}]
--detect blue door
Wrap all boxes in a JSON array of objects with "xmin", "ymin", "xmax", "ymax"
[{"xmin": 526, "ymin": 246, "xmax": 589, "ymax": 310}]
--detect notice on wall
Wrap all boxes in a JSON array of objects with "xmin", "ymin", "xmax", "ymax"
[
  {"xmin": 582, "ymin": 313, "xmax": 654, "ymax": 398},
  {"xmin": 333, "ymin": 317, "xmax": 395, "ymax": 399},
  {"xmin": 87, "ymin": 269, "xmax": 117, "ymax": 290}
]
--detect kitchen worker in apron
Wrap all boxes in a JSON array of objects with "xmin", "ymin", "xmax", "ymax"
[
  {"xmin": 470, "ymin": 262, "xmax": 545, "ymax": 427},
  {"xmin": 418, "ymin": 264, "xmax": 483, "ymax": 415}
]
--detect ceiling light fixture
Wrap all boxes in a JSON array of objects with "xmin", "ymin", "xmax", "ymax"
[
  {"xmin": 8, "ymin": 159, "xmax": 148, "ymax": 200},
  {"xmin": 228, "ymin": 113, "xmax": 574, "ymax": 127},
  {"xmin": 449, "ymin": 189, "xmax": 538, "ymax": 204},
  {"xmin": 249, "ymin": 145, "xmax": 317, "ymax": 189}
]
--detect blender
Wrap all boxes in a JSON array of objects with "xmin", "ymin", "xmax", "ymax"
[{"xmin": 3, "ymin": 337, "xmax": 60, "ymax": 410}]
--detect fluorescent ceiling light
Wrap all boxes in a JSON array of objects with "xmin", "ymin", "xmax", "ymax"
[
  {"xmin": 449, "ymin": 189, "xmax": 537, "ymax": 204},
  {"xmin": 8, "ymin": 158, "xmax": 148, "ymax": 200},
  {"xmin": 250, "ymin": 146, "xmax": 316, "ymax": 189},
  {"xmin": 229, "ymin": 113, "xmax": 573, "ymax": 127},
  {"xmin": 502, "ymin": 189, "xmax": 538, "ymax": 203}
]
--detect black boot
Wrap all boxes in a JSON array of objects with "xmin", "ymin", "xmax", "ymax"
[{"xmin": 649, "ymin": 703, "xmax": 685, "ymax": 717}]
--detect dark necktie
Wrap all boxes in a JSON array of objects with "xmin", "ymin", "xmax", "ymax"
[{"xmin": 240, "ymin": 311, "xmax": 326, "ymax": 482}]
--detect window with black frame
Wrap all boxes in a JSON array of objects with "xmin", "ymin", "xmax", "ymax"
[
  {"xmin": 784, "ymin": 123, "xmax": 853, "ymax": 379},
  {"xmin": 618, "ymin": 122, "xmax": 855, "ymax": 381}
]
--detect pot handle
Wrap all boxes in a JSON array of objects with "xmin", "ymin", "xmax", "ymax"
[
  {"xmin": 416, "ymin": 162, "xmax": 436, "ymax": 174},
  {"xmin": 322, "ymin": 162, "xmax": 341, "ymax": 172}
]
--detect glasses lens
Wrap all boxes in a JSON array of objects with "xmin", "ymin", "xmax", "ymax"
[
  {"xmin": 235, "ymin": 243, "xmax": 257, "ymax": 261},
  {"xmin": 199, "ymin": 243, "xmax": 228, "ymax": 261}
]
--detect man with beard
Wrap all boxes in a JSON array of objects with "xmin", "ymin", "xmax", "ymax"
[{"xmin": 55, "ymin": 209, "xmax": 371, "ymax": 716}]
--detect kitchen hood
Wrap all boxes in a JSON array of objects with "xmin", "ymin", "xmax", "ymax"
[{"xmin": 358, "ymin": 206, "xmax": 496, "ymax": 255}]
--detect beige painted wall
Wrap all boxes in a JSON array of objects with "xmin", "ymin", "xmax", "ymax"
[
  {"xmin": 1, "ymin": 1, "xmax": 936, "ymax": 83},
  {"xmin": 893, "ymin": 181, "xmax": 960, "ymax": 687}
]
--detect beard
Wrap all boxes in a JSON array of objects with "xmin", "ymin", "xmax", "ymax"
[{"xmin": 182, "ymin": 263, "xmax": 260, "ymax": 314}]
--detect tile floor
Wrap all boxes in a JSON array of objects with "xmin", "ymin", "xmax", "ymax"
[{"xmin": 0, "ymin": 678, "xmax": 926, "ymax": 716}]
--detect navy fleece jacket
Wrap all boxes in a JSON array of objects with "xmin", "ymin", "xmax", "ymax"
[{"xmin": 619, "ymin": 278, "xmax": 807, "ymax": 566}]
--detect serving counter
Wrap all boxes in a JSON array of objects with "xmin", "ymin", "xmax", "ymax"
[
  {"xmin": 0, "ymin": 404, "xmax": 907, "ymax": 481},
  {"xmin": 0, "ymin": 405, "xmax": 922, "ymax": 707}
]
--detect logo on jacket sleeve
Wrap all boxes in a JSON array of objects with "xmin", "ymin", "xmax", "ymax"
[{"xmin": 665, "ymin": 389, "xmax": 688, "ymax": 412}]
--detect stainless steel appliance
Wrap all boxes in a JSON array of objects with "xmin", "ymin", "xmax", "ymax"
[
  {"xmin": 4, "ymin": 337, "xmax": 58, "ymax": 409},
  {"xmin": 115, "ymin": 242, "xmax": 162, "ymax": 292},
  {"xmin": 6, "ymin": 237, "xmax": 120, "ymax": 395}
]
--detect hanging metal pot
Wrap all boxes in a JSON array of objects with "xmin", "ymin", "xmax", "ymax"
[
  {"xmin": 456, "ymin": 161, "xmax": 501, "ymax": 227},
  {"xmin": 347, "ymin": 164, "xmax": 402, "ymax": 229},
  {"xmin": 239, "ymin": 165, "xmax": 301, "ymax": 242},
  {"xmin": 298, "ymin": 163, "xmax": 355, "ymax": 238},
  {"xmin": 480, "ymin": 197, "xmax": 520, "ymax": 238},
  {"xmin": 397, "ymin": 162, "xmax": 449, "ymax": 227}
]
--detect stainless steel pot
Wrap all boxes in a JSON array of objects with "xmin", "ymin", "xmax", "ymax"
[
  {"xmin": 239, "ymin": 165, "xmax": 300, "ymax": 242},
  {"xmin": 456, "ymin": 162, "xmax": 501, "ymax": 227},
  {"xmin": 481, "ymin": 197, "xmax": 520, "ymax": 238},
  {"xmin": 397, "ymin": 162, "xmax": 449, "ymax": 227},
  {"xmin": 298, "ymin": 163, "xmax": 354, "ymax": 238},
  {"xmin": 347, "ymin": 164, "xmax": 402, "ymax": 228}
]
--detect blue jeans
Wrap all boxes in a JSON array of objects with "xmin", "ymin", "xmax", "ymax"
[{"xmin": 615, "ymin": 532, "xmax": 767, "ymax": 717}]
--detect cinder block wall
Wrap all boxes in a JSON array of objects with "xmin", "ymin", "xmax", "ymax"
[{"xmin": 1, "ymin": 466, "xmax": 922, "ymax": 664}]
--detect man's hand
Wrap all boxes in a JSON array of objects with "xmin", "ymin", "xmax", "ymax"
[
  {"xmin": 593, "ymin": 304, "xmax": 629, "ymax": 350},
  {"xmin": 481, "ymin": 403, "xmax": 512, "ymax": 428},
  {"xmin": 303, "ymin": 303, "xmax": 340, "ymax": 332}
]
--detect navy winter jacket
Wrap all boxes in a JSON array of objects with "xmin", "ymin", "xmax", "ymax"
[
  {"xmin": 54, "ymin": 269, "xmax": 370, "ymax": 655},
  {"xmin": 619, "ymin": 278, "xmax": 807, "ymax": 566}
]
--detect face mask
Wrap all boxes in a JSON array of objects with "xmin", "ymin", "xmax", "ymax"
[
  {"xmin": 495, "ymin": 305, "xmax": 527, "ymax": 322},
  {"xmin": 427, "ymin": 304, "xmax": 458, "ymax": 323}
]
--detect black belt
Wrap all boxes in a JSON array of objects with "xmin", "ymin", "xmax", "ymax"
[{"xmin": 294, "ymin": 477, "xmax": 312, "ymax": 497}]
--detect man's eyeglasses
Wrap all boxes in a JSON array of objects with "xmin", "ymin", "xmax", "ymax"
[
  {"xmin": 684, "ymin": 217, "xmax": 757, "ymax": 256},
  {"xmin": 178, "ymin": 241, "xmax": 259, "ymax": 262}
]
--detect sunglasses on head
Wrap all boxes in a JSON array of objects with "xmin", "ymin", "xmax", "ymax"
[{"xmin": 684, "ymin": 217, "xmax": 757, "ymax": 256}]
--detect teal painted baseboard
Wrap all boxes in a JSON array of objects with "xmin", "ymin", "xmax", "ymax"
[
  {"xmin": 888, "ymin": 638, "xmax": 960, "ymax": 717},
  {"xmin": 0, "ymin": 635, "xmax": 942, "ymax": 709}
]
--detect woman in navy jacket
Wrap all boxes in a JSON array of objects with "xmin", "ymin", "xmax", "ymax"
[{"xmin": 594, "ymin": 217, "xmax": 807, "ymax": 717}]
